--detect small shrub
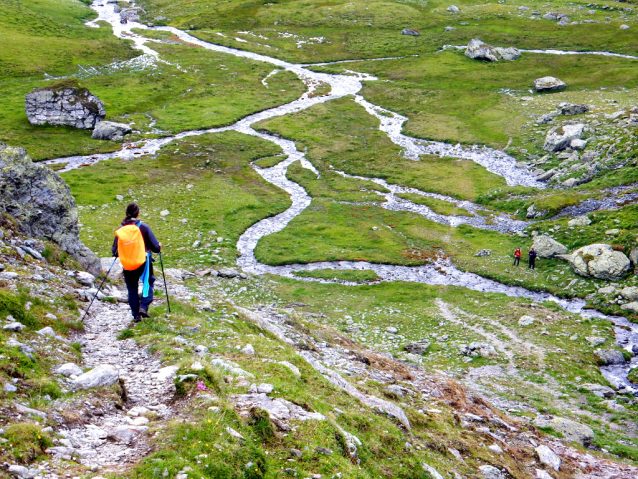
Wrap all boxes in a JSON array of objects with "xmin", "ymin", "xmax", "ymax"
[
  {"xmin": 248, "ymin": 408, "xmax": 275, "ymax": 442},
  {"xmin": 5, "ymin": 423, "xmax": 53, "ymax": 464}
]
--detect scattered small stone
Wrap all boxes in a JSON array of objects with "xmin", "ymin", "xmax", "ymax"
[
  {"xmin": 315, "ymin": 447, "xmax": 333, "ymax": 455},
  {"xmin": 240, "ymin": 344, "xmax": 255, "ymax": 355}
]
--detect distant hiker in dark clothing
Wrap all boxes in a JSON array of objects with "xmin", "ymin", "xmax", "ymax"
[
  {"xmin": 528, "ymin": 247, "xmax": 537, "ymax": 270},
  {"xmin": 112, "ymin": 203, "xmax": 162, "ymax": 322},
  {"xmin": 513, "ymin": 247, "xmax": 521, "ymax": 266}
]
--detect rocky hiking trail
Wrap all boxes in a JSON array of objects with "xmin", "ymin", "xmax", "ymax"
[{"xmin": 51, "ymin": 300, "xmax": 175, "ymax": 471}]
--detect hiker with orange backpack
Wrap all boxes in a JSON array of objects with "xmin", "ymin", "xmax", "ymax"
[{"xmin": 112, "ymin": 203, "xmax": 162, "ymax": 322}]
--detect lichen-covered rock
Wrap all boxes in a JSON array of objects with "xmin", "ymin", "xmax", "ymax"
[
  {"xmin": 0, "ymin": 143, "xmax": 100, "ymax": 276},
  {"xmin": 594, "ymin": 349, "xmax": 626, "ymax": 366},
  {"xmin": 25, "ymin": 82, "xmax": 105, "ymax": 129},
  {"xmin": 568, "ymin": 216, "xmax": 591, "ymax": 227},
  {"xmin": 620, "ymin": 286, "xmax": 638, "ymax": 301},
  {"xmin": 401, "ymin": 28, "xmax": 420, "ymax": 36},
  {"xmin": 92, "ymin": 121, "xmax": 132, "ymax": 141},
  {"xmin": 543, "ymin": 123, "xmax": 584, "ymax": 152},
  {"xmin": 465, "ymin": 39, "xmax": 520, "ymax": 62},
  {"xmin": 561, "ymin": 104, "xmax": 589, "ymax": 116},
  {"xmin": 533, "ymin": 415, "xmax": 594, "ymax": 445},
  {"xmin": 404, "ymin": 340, "xmax": 431, "ymax": 355},
  {"xmin": 534, "ymin": 76, "xmax": 567, "ymax": 92},
  {"xmin": 566, "ymin": 244, "xmax": 630, "ymax": 280},
  {"xmin": 533, "ymin": 235, "xmax": 568, "ymax": 258}
]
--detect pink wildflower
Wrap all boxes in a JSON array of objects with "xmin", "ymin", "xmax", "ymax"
[{"xmin": 196, "ymin": 380, "xmax": 207, "ymax": 390}]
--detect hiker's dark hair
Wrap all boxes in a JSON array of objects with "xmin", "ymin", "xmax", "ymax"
[{"xmin": 125, "ymin": 203, "xmax": 140, "ymax": 220}]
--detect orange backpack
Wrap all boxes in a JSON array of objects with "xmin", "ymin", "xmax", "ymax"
[{"xmin": 115, "ymin": 222, "xmax": 147, "ymax": 271}]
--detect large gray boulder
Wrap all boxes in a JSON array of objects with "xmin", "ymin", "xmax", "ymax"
[
  {"xmin": 543, "ymin": 123, "xmax": 584, "ymax": 152},
  {"xmin": 25, "ymin": 82, "xmax": 105, "ymax": 129},
  {"xmin": 533, "ymin": 235, "xmax": 568, "ymax": 258},
  {"xmin": 566, "ymin": 244, "xmax": 630, "ymax": 280},
  {"xmin": 465, "ymin": 39, "xmax": 520, "ymax": 62},
  {"xmin": 533, "ymin": 415, "xmax": 594, "ymax": 446},
  {"xmin": 594, "ymin": 349, "xmax": 626, "ymax": 365},
  {"xmin": 0, "ymin": 143, "xmax": 100, "ymax": 276},
  {"xmin": 534, "ymin": 76, "xmax": 567, "ymax": 92},
  {"xmin": 71, "ymin": 364, "xmax": 119, "ymax": 390},
  {"xmin": 92, "ymin": 121, "xmax": 132, "ymax": 141}
]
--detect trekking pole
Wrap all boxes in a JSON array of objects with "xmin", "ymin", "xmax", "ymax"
[
  {"xmin": 159, "ymin": 251, "xmax": 171, "ymax": 313},
  {"xmin": 81, "ymin": 258, "xmax": 116, "ymax": 322}
]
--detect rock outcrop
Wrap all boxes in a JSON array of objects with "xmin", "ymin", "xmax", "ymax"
[
  {"xmin": 25, "ymin": 82, "xmax": 105, "ymax": 129},
  {"xmin": 0, "ymin": 143, "xmax": 100, "ymax": 276},
  {"xmin": 533, "ymin": 235, "xmax": 568, "ymax": 258},
  {"xmin": 465, "ymin": 39, "xmax": 521, "ymax": 62},
  {"xmin": 543, "ymin": 123, "xmax": 584, "ymax": 152},
  {"xmin": 565, "ymin": 244, "xmax": 630, "ymax": 280},
  {"xmin": 533, "ymin": 415, "xmax": 594, "ymax": 446},
  {"xmin": 534, "ymin": 76, "xmax": 567, "ymax": 92},
  {"xmin": 92, "ymin": 121, "xmax": 132, "ymax": 141}
]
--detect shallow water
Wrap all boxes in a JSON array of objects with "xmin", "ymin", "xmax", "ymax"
[{"xmin": 48, "ymin": 0, "xmax": 638, "ymax": 388}]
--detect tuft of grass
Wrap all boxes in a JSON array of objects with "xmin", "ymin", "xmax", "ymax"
[
  {"xmin": 117, "ymin": 329, "xmax": 135, "ymax": 340},
  {"xmin": 4, "ymin": 423, "xmax": 53, "ymax": 464}
]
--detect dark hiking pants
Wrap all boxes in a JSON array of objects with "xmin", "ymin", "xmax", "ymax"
[
  {"xmin": 528, "ymin": 258, "xmax": 535, "ymax": 269},
  {"xmin": 513, "ymin": 257, "xmax": 520, "ymax": 266},
  {"xmin": 123, "ymin": 259, "xmax": 155, "ymax": 317}
]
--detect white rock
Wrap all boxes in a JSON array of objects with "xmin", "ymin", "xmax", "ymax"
[
  {"xmin": 535, "ymin": 469, "xmax": 554, "ymax": 479},
  {"xmin": 72, "ymin": 364, "xmax": 119, "ymax": 390},
  {"xmin": 386, "ymin": 327, "xmax": 398, "ymax": 334},
  {"xmin": 36, "ymin": 326, "xmax": 56, "ymax": 337},
  {"xmin": 240, "ymin": 344, "xmax": 256, "ymax": 355},
  {"xmin": 535, "ymin": 445, "xmax": 561, "ymax": 471},
  {"xmin": 278, "ymin": 361, "xmax": 301, "ymax": 378},
  {"xmin": 620, "ymin": 24, "xmax": 630, "ymax": 29},
  {"xmin": 533, "ymin": 234, "xmax": 567, "ymax": 258},
  {"xmin": 257, "ymin": 383, "xmax": 274, "ymax": 394},
  {"xmin": 568, "ymin": 216, "xmax": 591, "ymax": 227},
  {"xmin": 75, "ymin": 271, "xmax": 95, "ymax": 287},
  {"xmin": 570, "ymin": 138, "xmax": 587, "ymax": 150},
  {"xmin": 226, "ymin": 426, "xmax": 245, "ymax": 440},
  {"xmin": 488, "ymin": 444, "xmax": 504, "ymax": 454},
  {"xmin": 3, "ymin": 322, "xmax": 26, "ymax": 332},
  {"xmin": 543, "ymin": 123, "xmax": 584, "ymax": 152},
  {"xmin": 127, "ymin": 406, "xmax": 150, "ymax": 417},
  {"xmin": 160, "ymin": 210, "xmax": 170, "ymax": 216},
  {"xmin": 534, "ymin": 76, "xmax": 567, "ymax": 92},
  {"xmin": 518, "ymin": 315, "xmax": 536, "ymax": 326},
  {"xmin": 191, "ymin": 361, "xmax": 205, "ymax": 370},
  {"xmin": 447, "ymin": 5, "xmax": 460, "ymax": 12},
  {"xmin": 107, "ymin": 425, "xmax": 148, "ymax": 443},
  {"xmin": 152, "ymin": 365, "xmax": 179, "ymax": 382},
  {"xmin": 55, "ymin": 363, "xmax": 83, "ymax": 377},
  {"xmin": 422, "ymin": 464, "xmax": 445, "ymax": 479},
  {"xmin": 479, "ymin": 465, "xmax": 505, "ymax": 479}
]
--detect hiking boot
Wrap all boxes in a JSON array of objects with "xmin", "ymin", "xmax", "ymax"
[
  {"xmin": 139, "ymin": 308, "xmax": 150, "ymax": 318},
  {"xmin": 132, "ymin": 314, "xmax": 142, "ymax": 323}
]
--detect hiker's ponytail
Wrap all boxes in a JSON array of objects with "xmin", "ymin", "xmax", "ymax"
[{"xmin": 125, "ymin": 203, "xmax": 140, "ymax": 221}]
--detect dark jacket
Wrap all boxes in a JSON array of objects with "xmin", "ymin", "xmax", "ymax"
[
  {"xmin": 528, "ymin": 250, "xmax": 537, "ymax": 259},
  {"xmin": 112, "ymin": 219, "xmax": 161, "ymax": 257}
]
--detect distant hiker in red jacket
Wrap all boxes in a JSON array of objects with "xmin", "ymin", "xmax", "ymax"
[
  {"xmin": 112, "ymin": 203, "xmax": 162, "ymax": 322},
  {"xmin": 528, "ymin": 247, "xmax": 537, "ymax": 270},
  {"xmin": 513, "ymin": 247, "xmax": 521, "ymax": 266}
]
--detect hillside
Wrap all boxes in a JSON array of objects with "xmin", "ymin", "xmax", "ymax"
[{"xmin": 2, "ymin": 0, "xmax": 638, "ymax": 477}]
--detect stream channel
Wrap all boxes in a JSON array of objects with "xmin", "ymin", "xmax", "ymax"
[{"xmin": 45, "ymin": 0, "xmax": 638, "ymax": 392}]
